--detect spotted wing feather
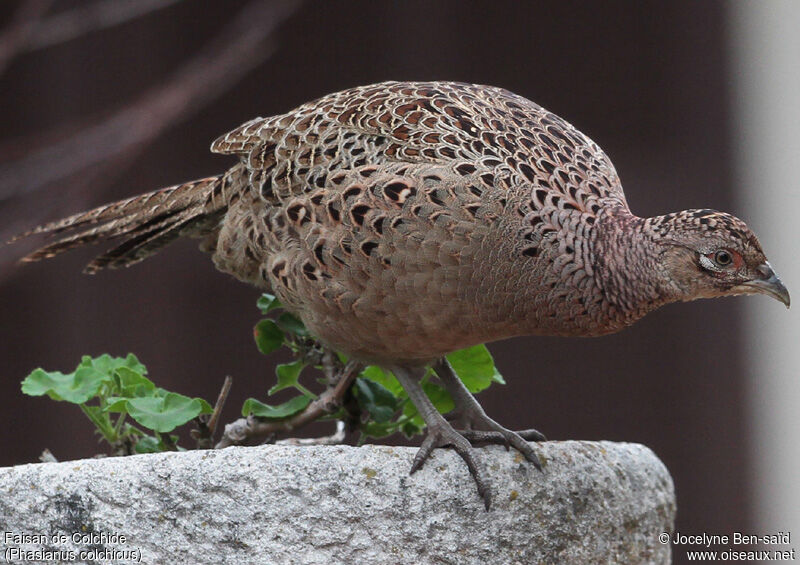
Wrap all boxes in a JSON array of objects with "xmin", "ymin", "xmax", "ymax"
[{"xmin": 211, "ymin": 81, "xmax": 627, "ymax": 214}]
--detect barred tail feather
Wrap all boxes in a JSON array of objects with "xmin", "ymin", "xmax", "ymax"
[
  {"xmin": 14, "ymin": 168, "xmax": 237, "ymax": 273},
  {"xmin": 83, "ymin": 212, "xmax": 193, "ymax": 273}
]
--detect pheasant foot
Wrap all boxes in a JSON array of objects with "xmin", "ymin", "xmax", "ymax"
[
  {"xmin": 391, "ymin": 365, "xmax": 493, "ymax": 509},
  {"xmin": 434, "ymin": 358, "xmax": 544, "ymax": 470},
  {"xmin": 411, "ymin": 418, "xmax": 492, "ymax": 510}
]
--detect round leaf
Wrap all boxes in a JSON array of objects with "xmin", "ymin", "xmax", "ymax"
[
  {"xmin": 242, "ymin": 395, "xmax": 311, "ymax": 419},
  {"xmin": 354, "ymin": 378, "xmax": 399, "ymax": 423},
  {"xmin": 134, "ymin": 436, "xmax": 161, "ymax": 454},
  {"xmin": 254, "ymin": 319, "xmax": 284, "ymax": 355},
  {"xmin": 446, "ymin": 345, "xmax": 505, "ymax": 393},
  {"xmin": 21, "ymin": 366, "xmax": 108, "ymax": 404},
  {"xmin": 257, "ymin": 293, "xmax": 282, "ymax": 313},
  {"xmin": 124, "ymin": 393, "xmax": 207, "ymax": 433},
  {"xmin": 114, "ymin": 366, "xmax": 156, "ymax": 397},
  {"xmin": 269, "ymin": 360, "xmax": 306, "ymax": 395},
  {"xmin": 81, "ymin": 353, "xmax": 147, "ymax": 376},
  {"xmin": 276, "ymin": 312, "xmax": 308, "ymax": 337},
  {"xmin": 359, "ymin": 366, "xmax": 404, "ymax": 396},
  {"xmin": 403, "ymin": 382, "xmax": 453, "ymax": 427}
]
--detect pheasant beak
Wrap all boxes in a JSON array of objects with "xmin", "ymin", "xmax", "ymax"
[{"xmin": 733, "ymin": 262, "xmax": 791, "ymax": 308}]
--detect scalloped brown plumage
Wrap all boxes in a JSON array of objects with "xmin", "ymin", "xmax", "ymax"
[{"xmin": 14, "ymin": 81, "xmax": 789, "ymax": 509}]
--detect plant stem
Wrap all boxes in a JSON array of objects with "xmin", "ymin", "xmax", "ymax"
[
  {"xmin": 294, "ymin": 382, "xmax": 317, "ymax": 399},
  {"xmin": 113, "ymin": 412, "xmax": 127, "ymax": 437},
  {"xmin": 79, "ymin": 403, "xmax": 116, "ymax": 443},
  {"xmin": 157, "ymin": 432, "xmax": 177, "ymax": 451}
]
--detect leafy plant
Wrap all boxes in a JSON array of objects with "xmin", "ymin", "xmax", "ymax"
[
  {"xmin": 21, "ymin": 293, "xmax": 507, "ymax": 455},
  {"xmin": 21, "ymin": 354, "xmax": 211, "ymax": 454},
  {"xmin": 248, "ymin": 293, "xmax": 506, "ymax": 442}
]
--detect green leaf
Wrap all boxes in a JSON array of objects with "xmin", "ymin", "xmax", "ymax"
[
  {"xmin": 123, "ymin": 393, "xmax": 211, "ymax": 433},
  {"xmin": 195, "ymin": 398, "xmax": 213, "ymax": 413},
  {"xmin": 21, "ymin": 366, "xmax": 108, "ymax": 404},
  {"xmin": 103, "ymin": 397, "xmax": 130, "ymax": 412},
  {"xmin": 105, "ymin": 370, "xmax": 182, "ymax": 413},
  {"xmin": 134, "ymin": 436, "xmax": 161, "ymax": 454},
  {"xmin": 424, "ymin": 382, "xmax": 454, "ymax": 415},
  {"xmin": 360, "ymin": 420, "xmax": 401, "ymax": 439},
  {"xmin": 242, "ymin": 395, "xmax": 311, "ymax": 419},
  {"xmin": 359, "ymin": 365, "xmax": 404, "ymax": 396},
  {"xmin": 80, "ymin": 353, "xmax": 147, "ymax": 377},
  {"xmin": 403, "ymin": 382, "xmax": 453, "ymax": 428},
  {"xmin": 354, "ymin": 378, "xmax": 399, "ymax": 423},
  {"xmin": 269, "ymin": 360, "xmax": 308, "ymax": 395},
  {"xmin": 257, "ymin": 293, "xmax": 282, "ymax": 314},
  {"xmin": 276, "ymin": 312, "xmax": 308, "ymax": 337},
  {"xmin": 114, "ymin": 366, "xmax": 157, "ymax": 397},
  {"xmin": 400, "ymin": 419, "xmax": 424, "ymax": 438},
  {"xmin": 446, "ymin": 344, "xmax": 505, "ymax": 392},
  {"xmin": 253, "ymin": 319, "xmax": 284, "ymax": 355}
]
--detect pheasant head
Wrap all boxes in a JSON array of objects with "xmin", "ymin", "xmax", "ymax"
[
  {"xmin": 591, "ymin": 207, "xmax": 789, "ymax": 332},
  {"xmin": 646, "ymin": 209, "xmax": 790, "ymax": 307}
]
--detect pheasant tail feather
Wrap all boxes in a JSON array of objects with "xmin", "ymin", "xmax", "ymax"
[{"xmin": 14, "ymin": 166, "xmax": 239, "ymax": 273}]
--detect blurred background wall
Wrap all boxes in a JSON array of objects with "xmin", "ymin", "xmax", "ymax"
[
  {"xmin": 0, "ymin": 2, "xmax": 795, "ymax": 562},
  {"xmin": 729, "ymin": 0, "xmax": 799, "ymax": 545}
]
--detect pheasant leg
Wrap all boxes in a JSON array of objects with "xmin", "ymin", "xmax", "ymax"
[
  {"xmin": 433, "ymin": 358, "xmax": 545, "ymax": 470},
  {"xmin": 391, "ymin": 365, "xmax": 493, "ymax": 510}
]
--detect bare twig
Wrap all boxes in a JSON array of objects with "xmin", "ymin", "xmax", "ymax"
[
  {"xmin": 216, "ymin": 361, "xmax": 362, "ymax": 449},
  {"xmin": 207, "ymin": 375, "xmax": 233, "ymax": 438},
  {"xmin": 0, "ymin": 0, "xmax": 301, "ymax": 203},
  {"xmin": 276, "ymin": 420, "xmax": 346, "ymax": 446},
  {"xmin": 192, "ymin": 375, "xmax": 233, "ymax": 449},
  {"xmin": 0, "ymin": 0, "xmax": 54, "ymax": 75},
  {"xmin": 25, "ymin": 0, "xmax": 183, "ymax": 52}
]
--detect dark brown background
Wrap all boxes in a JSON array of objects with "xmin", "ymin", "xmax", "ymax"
[{"xmin": 0, "ymin": 1, "xmax": 757, "ymax": 560}]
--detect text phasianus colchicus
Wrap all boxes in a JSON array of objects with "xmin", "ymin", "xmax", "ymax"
[{"xmin": 14, "ymin": 82, "xmax": 790, "ymax": 508}]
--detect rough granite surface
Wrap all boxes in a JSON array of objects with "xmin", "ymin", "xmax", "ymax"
[{"xmin": 0, "ymin": 441, "xmax": 675, "ymax": 564}]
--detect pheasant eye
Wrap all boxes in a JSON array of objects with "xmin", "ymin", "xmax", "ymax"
[{"xmin": 713, "ymin": 250, "xmax": 733, "ymax": 267}]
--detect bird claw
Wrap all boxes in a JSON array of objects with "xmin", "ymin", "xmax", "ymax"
[
  {"xmin": 410, "ymin": 421, "xmax": 492, "ymax": 510},
  {"xmin": 456, "ymin": 428, "xmax": 545, "ymax": 471},
  {"xmin": 445, "ymin": 407, "xmax": 545, "ymax": 471},
  {"xmin": 457, "ymin": 428, "xmax": 547, "ymax": 443}
]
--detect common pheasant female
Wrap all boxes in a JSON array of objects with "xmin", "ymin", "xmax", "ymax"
[{"xmin": 15, "ymin": 82, "xmax": 789, "ymax": 508}]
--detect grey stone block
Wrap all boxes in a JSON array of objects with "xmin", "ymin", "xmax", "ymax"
[{"xmin": 0, "ymin": 441, "xmax": 675, "ymax": 564}]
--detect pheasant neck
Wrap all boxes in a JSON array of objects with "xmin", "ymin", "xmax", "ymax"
[{"xmin": 592, "ymin": 208, "xmax": 677, "ymax": 329}]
